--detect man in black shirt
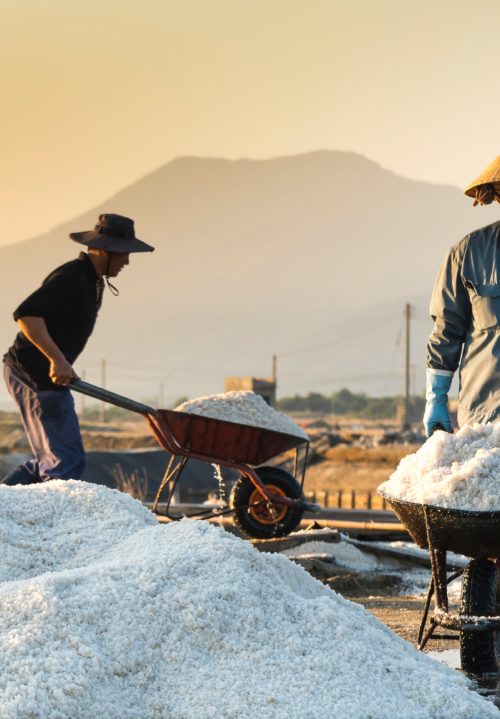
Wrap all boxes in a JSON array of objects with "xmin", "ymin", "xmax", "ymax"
[{"xmin": 2, "ymin": 213, "xmax": 154, "ymax": 485}]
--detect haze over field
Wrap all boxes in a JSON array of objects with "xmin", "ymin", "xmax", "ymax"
[{"xmin": 1, "ymin": 151, "xmax": 497, "ymax": 409}]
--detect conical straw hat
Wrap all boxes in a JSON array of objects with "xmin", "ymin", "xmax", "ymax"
[{"xmin": 464, "ymin": 155, "xmax": 500, "ymax": 197}]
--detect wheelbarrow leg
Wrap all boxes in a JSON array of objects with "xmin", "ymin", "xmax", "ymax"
[
  {"xmin": 418, "ymin": 550, "xmax": 449, "ymax": 650},
  {"xmin": 418, "ymin": 576, "xmax": 435, "ymax": 650},
  {"xmin": 152, "ymin": 456, "xmax": 188, "ymax": 513},
  {"xmin": 423, "ymin": 506, "xmax": 449, "ymax": 612},
  {"xmin": 430, "ymin": 547, "xmax": 449, "ymax": 612},
  {"xmin": 416, "ymin": 505, "xmax": 449, "ymax": 650},
  {"xmin": 416, "ymin": 505, "xmax": 470, "ymax": 650},
  {"xmin": 294, "ymin": 443, "xmax": 310, "ymax": 489}
]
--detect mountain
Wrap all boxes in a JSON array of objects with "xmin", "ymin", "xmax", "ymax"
[{"xmin": 0, "ymin": 151, "xmax": 497, "ymax": 409}]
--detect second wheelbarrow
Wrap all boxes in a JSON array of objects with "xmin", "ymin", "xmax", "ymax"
[
  {"xmin": 380, "ymin": 491, "xmax": 500, "ymax": 676},
  {"xmin": 71, "ymin": 379, "xmax": 317, "ymax": 539}
]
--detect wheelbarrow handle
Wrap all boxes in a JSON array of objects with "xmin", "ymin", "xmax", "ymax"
[{"xmin": 70, "ymin": 379, "xmax": 155, "ymax": 416}]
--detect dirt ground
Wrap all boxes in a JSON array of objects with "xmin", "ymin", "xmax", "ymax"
[
  {"xmin": 354, "ymin": 595, "xmax": 423, "ymax": 643},
  {"xmin": 352, "ymin": 594, "xmax": 453, "ymax": 651}
]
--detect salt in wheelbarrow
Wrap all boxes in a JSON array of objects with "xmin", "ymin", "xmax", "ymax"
[
  {"xmin": 379, "ymin": 491, "xmax": 500, "ymax": 676},
  {"xmin": 71, "ymin": 379, "xmax": 317, "ymax": 539}
]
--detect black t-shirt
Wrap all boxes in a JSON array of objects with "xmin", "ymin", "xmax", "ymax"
[{"xmin": 3, "ymin": 253, "xmax": 104, "ymax": 390}]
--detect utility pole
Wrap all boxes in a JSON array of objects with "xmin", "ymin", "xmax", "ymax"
[
  {"xmin": 100, "ymin": 359, "xmax": 106, "ymax": 423},
  {"xmin": 403, "ymin": 304, "xmax": 411, "ymax": 429},
  {"xmin": 272, "ymin": 354, "xmax": 277, "ymax": 407}
]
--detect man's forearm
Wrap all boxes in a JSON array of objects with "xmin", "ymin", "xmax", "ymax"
[
  {"xmin": 17, "ymin": 316, "xmax": 66, "ymax": 364},
  {"xmin": 17, "ymin": 316, "xmax": 76, "ymax": 385},
  {"xmin": 426, "ymin": 317, "xmax": 465, "ymax": 373}
]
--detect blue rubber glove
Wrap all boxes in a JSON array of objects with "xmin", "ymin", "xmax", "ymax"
[{"xmin": 423, "ymin": 369, "xmax": 453, "ymax": 437}]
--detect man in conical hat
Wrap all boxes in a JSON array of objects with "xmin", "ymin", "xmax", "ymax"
[
  {"xmin": 424, "ymin": 156, "xmax": 500, "ymax": 435},
  {"xmin": 464, "ymin": 156, "xmax": 500, "ymax": 206},
  {"xmin": 2, "ymin": 214, "xmax": 154, "ymax": 485}
]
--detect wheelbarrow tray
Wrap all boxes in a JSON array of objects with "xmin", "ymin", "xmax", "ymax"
[
  {"xmin": 153, "ymin": 409, "xmax": 306, "ymax": 466},
  {"xmin": 381, "ymin": 494, "xmax": 500, "ymax": 558}
]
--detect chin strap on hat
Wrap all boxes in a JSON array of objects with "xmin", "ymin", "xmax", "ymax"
[
  {"xmin": 105, "ymin": 277, "xmax": 120, "ymax": 296},
  {"xmin": 104, "ymin": 254, "xmax": 120, "ymax": 296}
]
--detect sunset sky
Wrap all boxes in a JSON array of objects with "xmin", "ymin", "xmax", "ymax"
[{"xmin": 1, "ymin": 0, "xmax": 500, "ymax": 246}]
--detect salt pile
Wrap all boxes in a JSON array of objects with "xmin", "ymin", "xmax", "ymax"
[
  {"xmin": 283, "ymin": 539, "xmax": 379, "ymax": 571},
  {"xmin": 175, "ymin": 390, "xmax": 309, "ymax": 439},
  {"xmin": 379, "ymin": 423, "xmax": 500, "ymax": 510},
  {"xmin": 0, "ymin": 480, "xmax": 157, "ymax": 582},
  {"xmin": 1, "ymin": 481, "xmax": 498, "ymax": 719}
]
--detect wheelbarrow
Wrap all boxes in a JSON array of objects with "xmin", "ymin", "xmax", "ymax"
[
  {"xmin": 71, "ymin": 379, "xmax": 317, "ymax": 539},
  {"xmin": 379, "ymin": 491, "xmax": 500, "ymax": 676}
]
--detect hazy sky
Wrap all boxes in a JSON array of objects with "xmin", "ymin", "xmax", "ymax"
[{"xmin": 1, "ymin": 0, "xmax": 500, "ymax": 246}]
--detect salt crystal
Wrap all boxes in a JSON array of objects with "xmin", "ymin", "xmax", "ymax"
[
  {"xmin": 175, "ymin": 390, "xmax": 309, "ymax": 439},
  {"xmin": 379, "ymin": 422, "xmax": 500, "ymax": 510}
]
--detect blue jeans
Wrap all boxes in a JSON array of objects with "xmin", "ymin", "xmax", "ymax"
[{"xmin": 2, "ymin": 363, "xmax": 85, "ymax": 485}]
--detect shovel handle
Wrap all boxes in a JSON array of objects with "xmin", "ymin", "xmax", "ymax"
[{"xmin": 70, "ymin": 379, "xmax": 155, "ymax": 416}]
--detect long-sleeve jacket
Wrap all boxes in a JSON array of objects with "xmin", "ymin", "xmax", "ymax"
[{"xmin": 427, "ymin": 219, "xmax": 500, "ymax": 426}]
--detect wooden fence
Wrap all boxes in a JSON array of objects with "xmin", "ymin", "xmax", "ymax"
[{"xmin": 304, "ymin": 489, "xmax": 388, "ymax": 511}]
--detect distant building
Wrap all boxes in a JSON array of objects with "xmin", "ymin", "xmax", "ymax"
[{"xmin": 224, "ymin": 376, "xmax": 276, "ymax": 407}]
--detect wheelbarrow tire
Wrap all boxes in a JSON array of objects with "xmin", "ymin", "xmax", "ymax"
[
  {"xmin": 459, "ymin": 559, "xmax": 500, "ymax": 675},
  {"xmin": 229, "ymin": 466, "xmax": 304, "ymax": 539}
]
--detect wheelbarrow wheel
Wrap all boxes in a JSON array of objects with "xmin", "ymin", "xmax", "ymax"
[
  {"xmin": 229, "ymin": 466, "xmax": 304, "ymax": 539},
  {"xmin": 460, "ymin": 559, "xmax": 500, "ymax": 675}
]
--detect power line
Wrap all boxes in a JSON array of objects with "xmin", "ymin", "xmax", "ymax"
[{"xmin": 278, "ymin": 315, "xmax": 400, "ymax": 358}]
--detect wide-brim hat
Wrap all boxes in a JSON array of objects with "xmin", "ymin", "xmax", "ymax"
[
  {"xmin": 70, "ymin": 214, "xmax": 154, "ymax": 253},
  {"xmin": 464, "ymin": 156, "xmax": 500, "ymax": 198}
]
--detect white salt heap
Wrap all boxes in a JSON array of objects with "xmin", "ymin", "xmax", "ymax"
[
  {"xmin": 283, "ymin": 539, "xmax": 379, "ymax": 572},
  {"xmin": 175, "ymin": 390, "xmax": 309, "ymax": 439},
  {"xmin": 379, "ymin": 422, "xmax": 500, "ymax": 510},
  {"xmin": 1, "ymin": 481, "xmax": 498, "ymax": 719},
  {"xmin": 0, "ymin": 480, "xmax": 157, "ymax": 582}
]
